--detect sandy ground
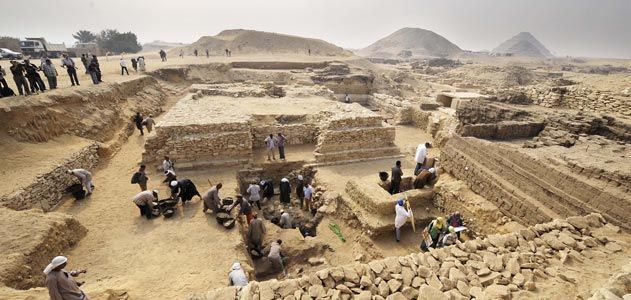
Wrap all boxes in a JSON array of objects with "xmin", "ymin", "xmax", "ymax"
[{"xmin": 0, "ymin": 134, "xmax": 92, "ymax": 196}]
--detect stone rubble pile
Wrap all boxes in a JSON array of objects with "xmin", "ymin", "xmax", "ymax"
[{"xmin": 193, "ymin": 213, "xmax": 623, "ymax": 300}]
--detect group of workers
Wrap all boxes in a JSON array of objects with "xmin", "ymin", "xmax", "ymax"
[
  {"xmin": 395, "ymin": 197, "xmax": 465, "ymax": 249},
  {"xmin": 388, "ymin": 141, "xmax": 437, "ymax": 195}
]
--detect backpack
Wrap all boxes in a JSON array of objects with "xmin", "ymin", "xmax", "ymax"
[{"xmin": 131, "ymin": 172, "xmax": 141, "ymax": 184}]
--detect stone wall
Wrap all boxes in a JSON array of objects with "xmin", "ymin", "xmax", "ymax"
[
  {"xmin": 0, "ymin": 143, "xmax": 100, "ymax": 211},
  {"xmin": 143, "ymin": 121, "xmax": 253, "ymax": 168},
  {"xmin": 194, "ymin": 213, "xmax": 619, "ymax": 300},
  {"xmin": 251, "ymin": 123, "xmax": 318, "ymax": 148},
  {"xmin": 441, "ymin": 136, "xmax": 631, "ymax": 231},
  {"xmin": 498, "ymin": 85, "xmax": 631, "ymax": 117}
]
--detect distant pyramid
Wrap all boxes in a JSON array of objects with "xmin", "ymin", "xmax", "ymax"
[
  {"xmin": 356, "ymin": 27, "xmax": 462, "ymax": 59},
  {"xmin": 492, "ymin": 32, "xmax": 553, "ymax": 58}
]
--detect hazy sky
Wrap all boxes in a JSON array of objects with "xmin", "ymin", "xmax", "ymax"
[{"xmin": 1, "ymin": 0, "xmax": 629, "ymax": 58}]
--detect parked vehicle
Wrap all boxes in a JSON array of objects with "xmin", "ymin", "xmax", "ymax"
[
  {"xmin": 19, "ymin": 38, "xmax": 67, "ymax": 58},
  {"xmin": 0, "ymin": 48, "xmax": 23, "ymax": 59}
]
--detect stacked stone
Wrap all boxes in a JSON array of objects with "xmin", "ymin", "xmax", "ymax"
[
  {"xmin": 144, "ymin": 121, "xmax": 253, "ymax": 166},
  {"xmin": 0, "ymin": 143, "xmax": 99, "ymax": 211},
  {"xmin": 195, "ymin": 213, "xmax": 621, "ymax": 300},
  {"xmin": 501, "ymin": 86, "xmax": 631, "ymax": 117},
  {"xmin": 251, "ymin": 123, "xmax": 318, "ymax": 148},
  {"xmin": 314, "ymin": 104, "xmax": 399, "ymax": 164}
]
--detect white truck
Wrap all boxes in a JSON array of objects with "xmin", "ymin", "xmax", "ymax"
[{"xmin": 20, "ymin": 38, "xmax": 67, "ymax": 58}]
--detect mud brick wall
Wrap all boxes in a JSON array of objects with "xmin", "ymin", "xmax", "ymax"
[
  {"xmin": 195, "ymin": 213, "xmax": 619, "ymax": 300},
  {"xmin": 251, "ymin": 123, "xmax": 318, "ymax": 148},
  {"xmin": 440, "ymin": 139, "xmax": 549, "ymax": 226},
  {"xmin": 0, "ymin": 144, "xmax": 100, "ymax": 211},
  {"xmin": 459, "ymin": 122, "xmax": 544, "ymax": 140},
  {"xmin": 441, "ymin": 136, "xmax": 631, "ymax": 231}
]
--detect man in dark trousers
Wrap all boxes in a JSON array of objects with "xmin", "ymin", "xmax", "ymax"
[
  {"xmin": 80, "ymin": 54, "xmax": 89, "ymax": 74},
  {"xmin": 91, "ymin": 55, "xmax": 102, "ymax": 82},
  {"xmin": 23, "ymin": 59, "xmax": 46, "ymax": 93},
  {"xmin": 61, "ymin": 54, "xmax": 80, "ymax": 86},
  {"xmin": 133, "ymin": 112, "xmax": 144, "ymax": 135},
  {"xmin": 390, "ymin": 160, "xmax": 403, "ymax": 194},
  {"xmin": 9, "ymin": 60, "xmax": 30, "ymax": 96}
]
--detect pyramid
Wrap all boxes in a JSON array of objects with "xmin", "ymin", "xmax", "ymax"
[{"xmin": 492, "ymin": 32, "xmax": 553, "ymax": 58}]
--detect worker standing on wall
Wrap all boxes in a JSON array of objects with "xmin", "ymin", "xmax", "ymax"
[
  {"xmin": 264, "ymin": 134, "xmax": 278, "ymax": 161},
  {"xmin": 390, "ymin": 160, "xmax": 403, "ymax": 194},
  {"xmin": 414, "ymin": 142, "xmax": 432, "ymax": 175},
  {"xmin": 277, "ymin": 132, "xmax": 287, "ymax": 160}
]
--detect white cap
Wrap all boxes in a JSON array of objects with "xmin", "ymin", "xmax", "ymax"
[
  {"xmin": 429, "ymin": 168, "xmax": 436, "ymax": 174},
  {"xmin": 297, "ymin": 175, "xmax": 303, "ymax": 180},
  {"xmin": 170, "ymin": 180, "xmax": 178, "ymax": 187},
  {"xmin": 43, "ymin": 256, "xmax": 68, "ymax": 274}
]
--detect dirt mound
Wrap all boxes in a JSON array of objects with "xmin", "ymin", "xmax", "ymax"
[
  {"xmin": 171, "ymin": 29, "xmax": 352, "ymax": 57},
  {"xmin": 0, "ymin": 208, "xmax": 87, "ymax": 290},
  {"xmin": 492, "ymin": 32, "xmax": 553, "ymax": 58},
  {"xmin": 356, "ymin": 27, "xmax": 463, "ymax": 59}
]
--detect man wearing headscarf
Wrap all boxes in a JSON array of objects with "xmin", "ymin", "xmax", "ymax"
[
  {"xmin": 202, "ymin": 183, "xmax": 222, "ymax": 213},
  {"xmin": 67, "ymin": 169, "xmax": 94, "ymax": 195},
  {"xmin": 247, "ymin": 213, "xmax": 266, "ymax": 255},
  {"xmin": 170, "ymin": 179, "xmax": 201, "ymax": 205},
  {"xmin": 44, "ymin": 256, "xmax": 89, "ymax": 300},
  {"xmin": 228, "ymin": 262, "xmax": 248, "ymax": 286},
  {"xmin": 394, "ymin": 199, "xmax": 411, "ymax": 242},
  {"xmin": 279, "ymin": 177, "xmax": 291, "ymax": 204},
  {"xmin": 428, "ymin": 217, "xmax": 446, "ymax": 248},
  {"xmin": 133, "ymin": 190, "xmax": 158, "ymax": 219},
  {"xmin": 295, "ymin": 175, "xmax": 305, "ymax": 206},
  {"xmin": 413, "ymin": 168, "xmax": 437, "ymax": 189}
]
